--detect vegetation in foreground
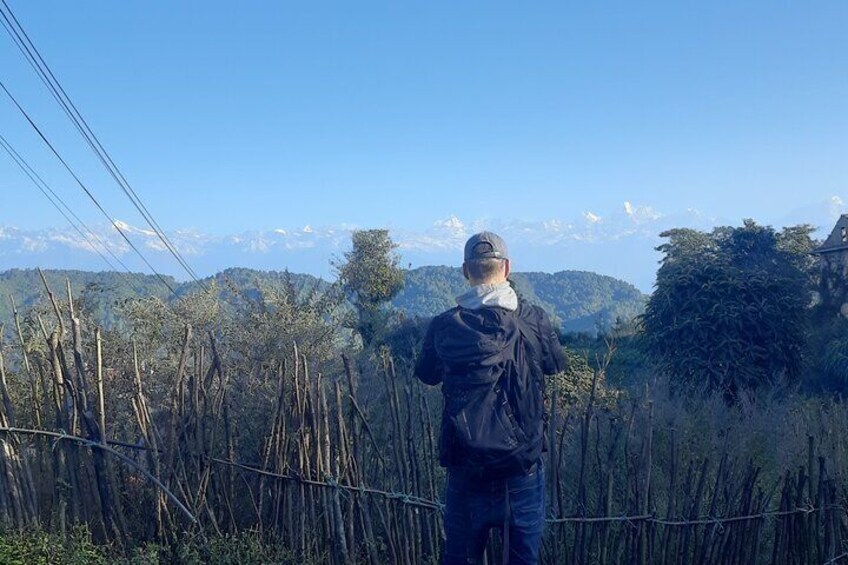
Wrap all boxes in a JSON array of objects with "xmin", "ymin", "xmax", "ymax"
[
  {"xmin": 0, "ymin": 221, "xmax": 846, "ymax": 563},
  {"xmin": 0, "ymin": 527, "xmax": 306, "ymax": 565}
]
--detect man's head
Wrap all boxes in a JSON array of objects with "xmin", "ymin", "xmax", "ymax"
[{"xmin": 462, "ymin": 231, "xmax": 510, "ymax": 285}]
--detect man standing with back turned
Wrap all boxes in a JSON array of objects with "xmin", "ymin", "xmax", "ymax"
[{"xmin": 416, "ymin": 232, "xmax": 567, "ymax": 565}]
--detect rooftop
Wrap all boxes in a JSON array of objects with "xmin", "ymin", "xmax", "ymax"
[{"xmin": 813, "ymin": 214, "xmax": 848, "ymax": 255}]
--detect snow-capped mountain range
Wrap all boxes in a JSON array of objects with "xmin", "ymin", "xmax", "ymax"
[{"xmin": 1, "ymin": 197, "xmax": 844, "ymax": 292}]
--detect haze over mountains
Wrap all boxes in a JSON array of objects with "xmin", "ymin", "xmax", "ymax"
[{"xmin": 1, "ymin": 197, "xmax": 843, "ymax": 292}]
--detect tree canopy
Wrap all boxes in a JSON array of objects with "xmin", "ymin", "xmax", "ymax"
[
  {"xmin": 639, "ymin": 220, "xmax": 815, "ymax": 396},
  {"xmin": 333, "ymin": 229, "xmax": 405, "ymax": 346}
]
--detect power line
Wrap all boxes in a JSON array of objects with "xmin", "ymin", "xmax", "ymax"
[
  {"xmin": 0, "ymin": 0, "xmax": 207, "ymax": 289},
  {"xmin": 0, "ymin": 0, "xmax": 202, "ymax": 285},
  {"xmin": 0, "ymin": 80, "xmax": 179, "ymax": 298},
  {"xmin": 0, "ymin": 132, "xmax": 134, "ymax": 275},
  {"xmin": 1, "ymin": 138, "xmax": 119, "ymax": 272},
  {"xmin": 2, "ymin": 129, "xmax": 215, "ymax": 308}
]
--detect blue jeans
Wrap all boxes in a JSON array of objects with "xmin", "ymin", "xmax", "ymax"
[{"xmin": 442, "ymin": 463, "xmax": 545, "ymax": 565}]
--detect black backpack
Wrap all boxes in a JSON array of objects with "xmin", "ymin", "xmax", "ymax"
[{"xmin": 440, "ymin": 306, "xmax": 546, "ymax": 479}]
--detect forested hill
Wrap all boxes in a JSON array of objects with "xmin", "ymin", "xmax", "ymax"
[
  {"xmin": 0, "ymin": 268, "xmax": 323, "ymax": 327},
  {"xmin": 394, "ymin": 266, "xmax": 646, "ymax": 333},
  {"xmin": 0, "ymin": 266, "xmax": 646, "ymax": 333},
  {"xmin": 0, "ymin": 268, "xmax": 173, "ymax": 327}
]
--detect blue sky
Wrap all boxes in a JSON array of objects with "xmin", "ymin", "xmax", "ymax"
[{"xmin": 0, "ymin": 1, "xmax": 846, "ymax": 283}]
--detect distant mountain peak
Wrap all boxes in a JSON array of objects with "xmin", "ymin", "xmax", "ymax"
[
  {"xmin": 623, "ymin": 201, "xmax": 662, "ymax": 223},
  {"xmin": 582, "ymin": 211, "xmax": 602, "ymax": 223},
  {"xmin": 1, "ymin": 200, "xmax": 837, "ymax": 292}
]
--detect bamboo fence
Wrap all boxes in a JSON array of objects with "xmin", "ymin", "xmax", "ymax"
[{"xmin": 0, "ymin": 277, "xmax": 846, "ymax": 564}]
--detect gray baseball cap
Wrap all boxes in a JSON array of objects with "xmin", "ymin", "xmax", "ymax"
[{"xmin": 464, "ymin": 231, "xmax": 509, "ymax": 261}]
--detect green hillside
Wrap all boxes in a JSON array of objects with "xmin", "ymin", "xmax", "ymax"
[
  {"xmin": 0, "ymin": 268, "xmax": 173, "ymax": 327},
  {"xmin": 393, "ymin": 266, "xmax": 647, "ymax": 333},
  {"xmin": 0, "ymin": 266, "xmax": 646, "ymax": 333}
]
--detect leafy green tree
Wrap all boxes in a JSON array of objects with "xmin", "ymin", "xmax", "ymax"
[
  {"xmin": 334, "ymin": 229, "xmax": 404, "ymax": 347},
  {"xmin": 639, "ymin": 220, "xmax": 815, "ymax": 397}
]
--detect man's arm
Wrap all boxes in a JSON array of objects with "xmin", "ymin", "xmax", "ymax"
[
  {"xmin": 535, "ymin": 308, "xmax": 568, "ymax": 375},
  {"xmin": 415, "ymin": 318, "xmax": 444, "ymax": 385}
]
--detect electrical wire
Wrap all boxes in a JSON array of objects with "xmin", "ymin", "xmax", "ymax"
[
  {"xmin": 0, "ymin": 0, "xmax": 202, "ymax": 284},
  {"xmin": 0, "ymin": 132, "xmax": 134, "ymax": 275},
  {"xmin": 0, "ymin": 0, "xmax": 207, "ymax": 290},
  {"xmin": 0, "ymin": 79, "xmax": 179, "ymax": 298}
]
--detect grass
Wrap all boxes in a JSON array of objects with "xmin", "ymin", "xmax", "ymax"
[{"xmin": 0, "ymin": 527, "xmax": 313, "ymax": 565}]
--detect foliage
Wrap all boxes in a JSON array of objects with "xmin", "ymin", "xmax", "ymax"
[
  {"xmin": 0, "ymin": 527, "xmax": 308, "ymax": 565},
  {"xmin": 333, "ymin": 229, "xmax": 405, "ymax": 346},
  {"xmin": 821, "ymin": 331, "xmax": 848, "ymax": 388},
  {"xmin": 806, "ymin": 312, "xmax": 848, "ymax": 392},
  {"xmin": 119, "ymin": 271, "xmax": 346, "ymax": 369},
  {"xmin": 639, "ymin": 220, "xmax": 815, "ymax": 396},
  {"xmin": 0, "ymin": 525, "xmax": 108, "ymax": 565},
  {"xmin": 109, "ymin": 270, "xmax": 349, "ymax": 458},
  {"xmin": 380, "ymin": 315, "xmax": 431, "ymax": 375},
  {"xmin": 0, "ymin": 269, "xmax": 172, "ymax": 331},
  {"xmin": 561, "ymin": 331, "xmax": 650, "ymax": 389},
  {"xmin": 547, "ymin": 347, "xmax": 620, "ymax": 408},
  {"xmin": 127, "ymin": 532, "xmax": 306, "ymax": 564}
]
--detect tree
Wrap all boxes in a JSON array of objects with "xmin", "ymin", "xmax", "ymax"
[
  {"xmin": 334, "ymin": 229, "xmax": 405, "ymax": 347},
  {"xmin": 639, "ymin": 220, "xmax": 815, "ymax": 397}
]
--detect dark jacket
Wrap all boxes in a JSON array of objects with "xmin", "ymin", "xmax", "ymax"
[{"xmin": 415, "ymin": 301, "xmax": 567, "ymax": 469}]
